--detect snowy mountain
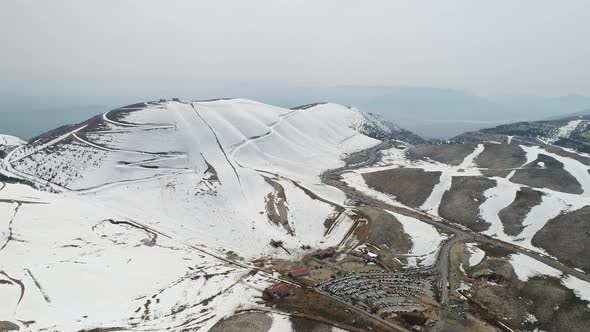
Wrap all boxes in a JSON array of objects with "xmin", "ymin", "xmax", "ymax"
[
  {"xmin": 4, "ymin": 98, "xmax": 589, "ymax": 332},
  {"xmin": 0, "ymin": 99, "xmax": 423, "ymax": 331}
]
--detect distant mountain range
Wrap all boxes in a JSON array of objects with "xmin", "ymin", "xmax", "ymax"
[
  {"xmin": 455, "ymin": 113, "xmax": 590, "ymax": 153},
  {"xmin": 2, "ymin": 80, "xmax": 590, "ymax": 139}
]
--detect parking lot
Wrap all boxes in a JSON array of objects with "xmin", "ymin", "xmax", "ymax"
[{"xmin": 317, "ymin": 269, "xmax": 436, "ymax": 315}]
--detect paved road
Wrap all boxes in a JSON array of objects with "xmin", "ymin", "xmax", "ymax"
[{"xmin": 435, "ymin": 233, "xmax": 470, "ymax": 305}]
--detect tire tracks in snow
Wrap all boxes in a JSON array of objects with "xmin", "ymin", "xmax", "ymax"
[
  {"xmin": 0, "ymin": 270, "xmax": 25, "ymax": 306},
  {"xmin": 228, "ymin": 109, "xmax": 299, "ymax": 156},
  {"xmin": 0, "ymin": 203, "xmax": 21, "ymax": 253},
  {"xmin": 190, "ymin": 103, "xmax": 243, "ymax": 188},
  {"xmin": 25, "ymin": 268, "xmax": 51, "ymax": 303}
]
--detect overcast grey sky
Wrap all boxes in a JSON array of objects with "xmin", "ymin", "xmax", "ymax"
[{"xmin": 1, "ymin": 0, "xmax": 589, "ymax": 95}]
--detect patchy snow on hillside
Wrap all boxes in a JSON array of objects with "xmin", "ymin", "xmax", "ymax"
[
  {"xmin": 341, "ymin": 143, "xmax": 485, "ymax": 216},
  {"xmin": 553, "ymin": 120, "xmax": 584, "ymax": 143},
  {"xmin": 510, "ymin": 253, "xmax": 562, "ymax": 281},
  {"xmin": 510, "ymin": 253, "xmax": 590, "ymax": 307},
  {"xmin": 479, "ymin": 176, "xmax": 520, "ymax": 237},
  {"xmin": 466, "ymin": 243, "xmax": 485, "ymax": 267},
  {"xmin": 268, "ymin": 313, "xmax": 294, "ymax": 332},
  {"xmin": 470, "ymin": 144, "xmax": 590, "ymax": 257},
  {"xmin": 350, "ymin": 141, "xmax": 590, "ymax": 272},
  {"xmin": 562, "ymin": 275, "xmax": 590, "ymax": 306},
  {"xmin": 392, "ymin": 212, "xmax": 448, "ymax": 266},
  {"xmin": 339, "ymin": 169, "xmax": 402, "ymax": 207},
  {"xmin": 420, "ymin": 144, "xmax": 485, "ymax": 215}
]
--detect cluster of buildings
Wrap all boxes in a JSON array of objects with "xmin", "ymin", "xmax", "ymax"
[
  {"xmin": 350, "ymin": 248, "xmax": 379, "ymax": 263},
  {"xmin": 270, "ymin": 246, "xmax": 340, "ymax": 298}
]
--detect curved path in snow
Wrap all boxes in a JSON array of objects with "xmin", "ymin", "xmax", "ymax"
[
  {"xmin": 102, "ymin": 110, "xmax": 176, "ymax": 129},
  {"xmin": 2, "ymin": 109, "xmax": 191, "ymax": 194}
]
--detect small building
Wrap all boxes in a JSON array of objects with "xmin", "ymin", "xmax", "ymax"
[
  {"xmin": 313, "ymin": 247, "xmax": 336, "ymax": 259},
  {"xmin": 350, "ymin": 250, "xmax": 364, "ymax": 257},
  {"xmin": 172, "ymin": 97, "xmax": 180, "ymax": 101},
  {"xmin": 272, "ymin": 283, "xmax": 291, "ymax": 298},
  {"xmin": 159, "ymin": 98, "xmax": 167, "ymax": 102},
  {"xmin": 288, "ymin": 266, "xmax": 311, "ymax": 280},
  {"xmin": 361, "ymin": 254, "xmax": 378, "ymax": 263}
]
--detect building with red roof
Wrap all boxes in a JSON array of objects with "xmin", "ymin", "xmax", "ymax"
[
  {"xmin": 313, "ymin": 247, "xmax": 337, "ymax": 259},
  {"xmin": 288, "ymin": 266, "xmax": 311, "ymax": 280},
  {"xmin": 272, "ymin": 283, "xmax": 291, "ymax": 298}
]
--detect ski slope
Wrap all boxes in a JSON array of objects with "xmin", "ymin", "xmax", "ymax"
[
  {"xmin": 343, "ymin": 142, "xmax": 590, "ymax": 269},
  {"xmin": 0, "ymin": 99, "xmax": 408, "ymax": 331}
]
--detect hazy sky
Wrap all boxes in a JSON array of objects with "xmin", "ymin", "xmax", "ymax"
[{"xmin": 1, "ymin": 0, "xmax": 589, "ymax": 95}]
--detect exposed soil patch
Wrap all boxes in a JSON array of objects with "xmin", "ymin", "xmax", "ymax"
[
  {"xmin": 406, "ymin": 143, "xmax": 477, "ymax": 166},
  {"xmin": 544, "ymin": 145, "xmax": 590, "ymax": 166},
  {"xmin": 469, "ymin": 259, "xmax": 590, "ymax": 332},
  {"xmin": 453, "ymin": 131, "xmax": 531, "ymax": 145},
  {"xmin": 291, "ymin": 316, "xmax": 333, "ymax": 332},
  {"xmin": 0, "ymin": 174, "xmax": 35, "ymax": 187},
  {"xmin": 359, "ymin": 207, "xmax": 412, "ymax": 251},
  {"xmin": 497, "ymin": 187, "xmax": 544, "ymax": 236},
  {"xmin": 511, "ymin": 154, "xmax": 583, "ymax": 194},
  {"xmin": 345, "ymin": 149, "xmax": 373, "ymax": 165},
  {"xmin": 357, "ymin": 207, "xmax": 412, "ymax": 269},
  {"xmin": 261, "ymin": 175, "xmax": 292, "ymax": 235},
  {"xmin": 439, "ymin": 176, "xmax": 496, "ymax": 232},
  {"xmin": 108, "ymin": 103, "xmax": 147, "ymax": 124},
  {"xmin": 476, "ymin": 143, "xmax": 527, "ymax": 178},
  {"xmin": 208, "ymin": 311, "xmax": 272, "ymax": 332},
  {"xmin": 532, "ymin": 206, "xmax": 590, "ymax": 273},
  {"xmin": 361, "ymin": 168, "xmax": 441, "ymax": 207},
  {"xmin": 268, "ymin": 287, "xmax": 390, "ymax": 331},
  {"xmin": 0, "ymin": 321, "xmax": 19, "ymax": 331}
]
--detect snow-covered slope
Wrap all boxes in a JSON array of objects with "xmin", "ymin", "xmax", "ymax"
[
  {"xmin": 0, "ymin": 134, "xmax": 26, "ymax": 159},
  {"xmin": 3, "ymin": 100, "xmax": 396, "ymax": 255},
  {"xmin": 0, "ymin": 99, "xmax": 415, "ymax": 331},
  {"xmin": 0, "ymin": 134, "xmax": 26, "ymax": 147}
]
